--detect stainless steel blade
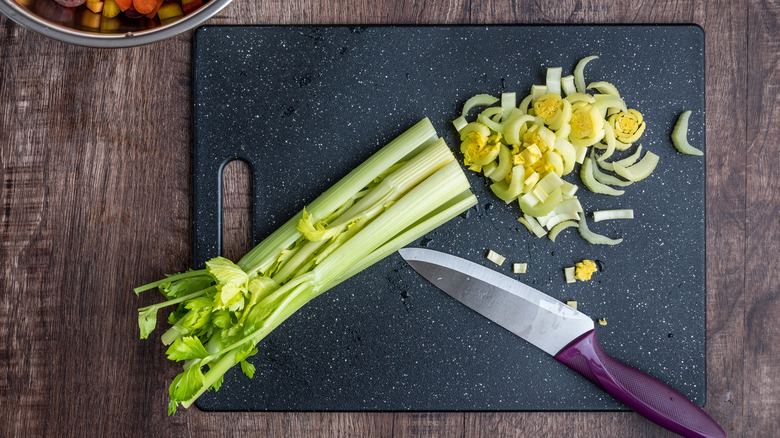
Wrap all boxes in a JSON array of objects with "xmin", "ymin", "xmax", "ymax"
[{"xmin": 399, "ymin": 247, "xmax": 595, "ymax": 356}]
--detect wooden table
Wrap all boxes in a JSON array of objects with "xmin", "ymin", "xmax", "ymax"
[{"xmin": 1, "ymin": 1, "xmax": 777, "ymax": 437}]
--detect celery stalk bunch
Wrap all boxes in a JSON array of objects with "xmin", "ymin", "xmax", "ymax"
[{"xmin": 135, "ymin": 119, "xmax": 477, "ymax": 414}]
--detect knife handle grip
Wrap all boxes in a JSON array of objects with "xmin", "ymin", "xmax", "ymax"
[{"xmin": 554, "ymin": 330, "xmax": 725, "ymax": 438}]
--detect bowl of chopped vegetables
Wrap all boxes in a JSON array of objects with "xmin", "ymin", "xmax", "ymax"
[{"xmin": 0, "ymin": 0, "xmax": 232, "ymax": 47}]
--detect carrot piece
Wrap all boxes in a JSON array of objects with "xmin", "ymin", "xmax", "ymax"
[
  {"xmin": 85, "ymin": 0, "xmax": 104, "ymax": 13},
  {"xmin": 114, "ymin": 0, "xmax": 132, "ymax": 11},
  {"xmin": 133, "ymin": 0, "xmax": 156, "ymax": 15},
  {"xmin": 144, "ymin": 0, "xmax": 164, "ymax": 18}
]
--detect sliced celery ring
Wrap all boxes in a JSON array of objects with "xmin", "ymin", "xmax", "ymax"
[{"xmin": 671, "ymin": 110, "xmax": 704, "ymax": 156}]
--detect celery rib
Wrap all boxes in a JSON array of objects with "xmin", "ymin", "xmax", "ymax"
[
  {"xmin": 134, "ymin": 269, "xmax": 207, "ymax": 295},
  {"xmin": 136, "ymin": 119, "xmax": 476, "ymax": 415},
  {"xmin": 238, "ymin": 118, "xmax": 440, "ymax": 275}
]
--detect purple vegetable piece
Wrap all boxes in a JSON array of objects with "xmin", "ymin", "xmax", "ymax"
[
  {"xmin": 36, "ymin": 0, "xmax": 75, "ymax": 22},
  {"xmin": 124, "ymin": 8, "xmax": 145, "ymax": 18},
  {"xmin": 54, "ymin": 0, "xmax": 86, "ymax": 7}
]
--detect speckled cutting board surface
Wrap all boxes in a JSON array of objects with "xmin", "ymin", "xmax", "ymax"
[{"xmin": 192, "ymin": 25, "xmax": 706, "ymax": 411}]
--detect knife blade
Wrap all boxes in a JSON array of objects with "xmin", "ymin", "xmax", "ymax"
[{"xmin": 399, "ymin": 247, "xmax": 725, "ymax": 438}]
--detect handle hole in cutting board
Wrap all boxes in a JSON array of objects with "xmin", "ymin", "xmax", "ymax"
[{"xmin": 221, "ymin": 159, "xmax": 253, "ymax": 261}]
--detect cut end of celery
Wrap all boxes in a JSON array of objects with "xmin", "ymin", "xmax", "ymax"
[{"xmin": 486, "ymin": 250, "xmax": 506, "ymax": 266}]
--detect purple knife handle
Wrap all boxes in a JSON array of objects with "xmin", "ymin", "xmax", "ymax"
[{"xmin": 555, "ymin": 330, "xmax": 725, "ymax": 438}]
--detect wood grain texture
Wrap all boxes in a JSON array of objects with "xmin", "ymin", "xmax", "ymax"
[
  {"xmin": 392, "ymin": 412, "xmax": 464, "ymax": 437},
  {"xmin": 1, "ymin": 0, "xmax": 777, "ymax": 437},
  {"xmin": 700, "ymin": 0, "xmax": 750, "ymax": 437},
  {"xmin": 745, "ymin": 0, "xmax": 780, "ymax": 437},
  {"xmin": 221, "ymin": 160, "xmax": 253, "ymax": 262}
]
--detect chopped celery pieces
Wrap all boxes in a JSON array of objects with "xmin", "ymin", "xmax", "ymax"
[
  {"xmin": 452, "ymin": 55, "xmax": 664, "ymax": 244},
  {"xmin": 135, "ymin": 118, "xmax": 477, "ymax": 415}
]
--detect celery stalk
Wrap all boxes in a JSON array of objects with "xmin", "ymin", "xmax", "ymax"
[
  {"xmin": 314, "ymin": 160, "xmax": 470, "ymax": 289},
  {"xmin": 136, "ymin": 119, "xmax": 475, "ymax": 415},
  {"xmin": 238, "ymin": 118, "xmax": 439, "ymax": 275},
  {"xmin": 333, "ymin": 191, "xmax": 477, "ymax": 288}
]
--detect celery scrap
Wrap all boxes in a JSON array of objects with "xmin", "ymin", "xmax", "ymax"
[
  {"xmin": 564, "ymin": 266, "xmax": 576, "ymax": 283},
  {"xmin": 597, "ymin": 145, "xmax": 643, "ymax": 171},
  {"xmin": 452, "ymin": 116, "xmax": 468, "ymax": 131},
  {"xmin": 518, "ymin": 214, "xmax": 547, "ymax": 238},
  {"xmin": 491, "ymin": 165, "xmax": 526, "ymax": 202},
  {"xmin": 462, "ymin": 94, "xmax": 499, "ymax": 118},
  {"xmin": 587, "ymin": 81, "xmax": 621, "ymax": 97},
  {"xmin": 591, "ymin": 159, "xmax": 634, "ymax": 187},
  {"xmin": 561, "ymin": 75, "xmax": 576, "ymax": 96},
  {"xmin": 489, "ymin": 144, "xmax": 513, "ymax": 182},
  {"xmin": 580, "ymin": 157, "xmax": 625, "ymax": 196},
  {"xmin": 671, "ymin": 110, "xmax": 704, "ymax": 156},
  {"xmin": 574, "ymin": 56, "xmax": 599, "ymax": 94},
  {"xmin": 136, "ymin": 118, "xmax": 476, "ymax": 414},
  {"xmin": 596, "ymin": 122, "xmax": 617, "ymax": 162},
  {"xmin": 546, "ymin": 67, "xmax": 563, "ymax": 95},
  {"xmin": 578, "ymin": 216, "xmax": 623, "ymax": 246},
  {"xmin": 589, "ymin": 148, "xmax": 634, "ymax": 187},
  {"xmin": 593, "ymin": 93, "xmax": 627, "ymax": 115},
  {"xmin": 593, "ymin": 209, "xmax": 634, "ymax": 222},
  {"xmin": 487, "ymin": 250, "xmax": 506, "ymax": 266},
  {"xmin": 501, "ymin": 92, "xmax": 517, "ymax": 121},
  {"xmin": 547, "ymin": 219, "xmax": 578, "ymax": 242},
  {"xmin": 613, "ymin": 151, "xmax": 659, "ymax": 182}
]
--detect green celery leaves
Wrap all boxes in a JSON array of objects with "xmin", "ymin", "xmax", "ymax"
[
  {"xmin": 206, "ymin": 257, "xmax": 249, "ymax": 286},
  {"xmin": 240, "ymin": 360, "xmax": 256, "ymax": 379},
  {"xmin": 166, "ymin": 336, "xmax": 209, "ymax": 362},
  {"xmin": 138, "ymin": 307, "xmax": 158, "ymax": 340},
  {"xmin": 168, "ymin": 365, "xmax": 206, "ymax": 415}
]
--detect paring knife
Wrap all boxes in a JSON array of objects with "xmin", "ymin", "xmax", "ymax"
[{"xmin": 398, "ymin": 248, "xmax": 725, "ymax": 438}]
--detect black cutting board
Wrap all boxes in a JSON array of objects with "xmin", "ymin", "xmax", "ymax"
[{"xmin": 192, "ymin": 25, "xmax": 706, "ymax": 411}]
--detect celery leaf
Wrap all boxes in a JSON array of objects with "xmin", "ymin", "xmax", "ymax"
[
  {"xmin": 209, "ymin": 375, "xmax": 224, "ymax": 392},
  {"xmin": 234, "ymin": 342, "xmax": 258, "ymax": 363},
  {"xmin": 167, "ymin": 305, "xmax": 185, "ymax": 325},
  {"xmin": 240, "ymin": 360, "xmax": 256, "ymax": 379},
  {"xmin": 184, "ymin": 296, "xmax": 213, "ymax": 311},
  {"xmin": 166, "ymin": 336, "xmax": 209, "ymax": 362},
  {"xmin": 213, "ymin": 283, "xmax": 245, "ymax": 312},
  {"xmin": 180, "ymin": 308, "xmax": 212, "ymax": 333},
  {"xmin": 206, "ymin": 257, "xmax": 248, "ymax": 286},
  {"xmin": 169, "ymin": 365, "xmax": 205, "ymax": 403},
  {"xmin": 211, "ymin": 310, "xmax": 233, "ymax": 329},
  {"xmin": 138, "ymin": 307, "xmax": 158, "ymax": 339},
  {"xmin": 297, "ymin": 208, "xmax": 342, "ymax": 241}
]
